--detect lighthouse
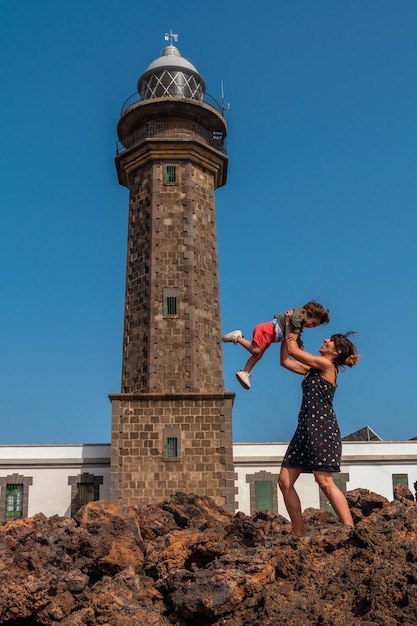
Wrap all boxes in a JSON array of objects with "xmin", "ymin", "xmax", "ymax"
[{"xmin": 109, "ymin": 36, "xmax": 235, "ymax": 511}]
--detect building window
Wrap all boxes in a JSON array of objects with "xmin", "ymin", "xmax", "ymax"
[
  {"xmin": 165, "ymin": 164, "xmax": 177, "ymax": 183},
  {"xmin": 76, "ymin": 482, "xmax": 99, "ymax": 511},
  {"xmin": 246, "ymin": 471, "xmax": 279, "ymax": 515},
  {"xmin": 255, "ymin": 480, "xmax": 273, "ymax": 512},
  {"xmin": 6, "ymin": 484, "xmax": 23, "ymax": 519},
  {"xmin": 68, "ymin": 472, "xmax": 103, "ymax": 516},
  {"xmin": 163, "ymin": 427, "xmax": 181, "ymax": 462},
  {"xmin": 163, "ymin": 288, "xmax": 180, "ymax": 318},
  {"xmin": 0, "ymin": 474, "xmax": 33, "ymax": 521},
  {"xmin": 392, "ymin": 473, "xmax": 408, "ymax": 494}
]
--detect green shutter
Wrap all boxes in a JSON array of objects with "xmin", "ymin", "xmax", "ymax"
[
  {"xmin": 5, "ymin": 484, "xmax": 23, "ymax": 519},
  {"xmin": 255, "ymin": 480, "xmax": 273, "ymax": 512},
  {"xmin": 166, "ymin": 437, "xmax": 178, "ymax": 458},
  {"xmin": 76, "ymin": 483, "xmax": 96, "ymax": 511},
  {"xmin": 165, "ymin": 165, "xmax": 176, "ymax": 182},
  {"xmin": 393, "ymin": 474, "xmax": 408, "ymax": 488},
  {"xmin": 166, "ymin": 296, "xmax": 177, "ymax": 316}
]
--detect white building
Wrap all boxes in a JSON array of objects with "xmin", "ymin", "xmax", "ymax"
[
  {"xmin": 0, "ymin": 429, "xmax": 416, "ymax": 521},
  {"xmin": 233, "ymin": 437, "xmax": 417, "ymax": 516},
  {"xmin": 0, "ymin": 444, "xmax": 111, "ymax": 520}
]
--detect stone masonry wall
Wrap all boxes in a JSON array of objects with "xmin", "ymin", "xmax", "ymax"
[
  {"xmin": 121, "ymin": 163, "xmax": 152, "ymax": 393},
  {"xmin": 121, "ymin": 159, "xmax": 224, "ymax": 394},
  {"xmin": 110, "ymin": 393, "xmax": 236, "ymax": 512}
]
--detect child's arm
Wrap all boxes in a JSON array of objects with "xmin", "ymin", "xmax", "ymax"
[
  {"xmin": 288, "ymin": 308, "xmax": 305, "ymax": 335},
  {"xmin": 285, "ymin": 309, "xmax": 304, "ymax": 348}
]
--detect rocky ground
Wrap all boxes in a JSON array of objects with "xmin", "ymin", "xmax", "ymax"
[{"xmin": 0, "ymin": 487, "xmax": 416, "ymax": 625}]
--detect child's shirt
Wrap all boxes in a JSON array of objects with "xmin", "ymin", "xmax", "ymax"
[{"xmin": 274, "ymin": 307, "xmax": 306, "ymax": 348}]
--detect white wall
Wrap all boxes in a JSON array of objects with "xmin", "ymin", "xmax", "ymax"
[
  {"xmin": 0, "ymin": 441, "xmax": 416, "ymax": 519},
  {"xmin": 0, "ymin": 444, "xmax": 110, "ymax": 518},
  {"xmin": 233, "ymin": 441, "xmax": 417, "ymax": 517}
]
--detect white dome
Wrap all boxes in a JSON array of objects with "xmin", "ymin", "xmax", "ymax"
[{"xmin": 143, "ymin": 46, "xmax": 199, "ymax": 74}]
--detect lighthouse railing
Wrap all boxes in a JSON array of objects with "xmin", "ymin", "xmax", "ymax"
[
  {"xmin": 119, "ymin": 91, "xmax": 225, "ymax": 117},
  {"xmin": 116, "ymin": 120, "xmax": 227, "ymax": 156}
]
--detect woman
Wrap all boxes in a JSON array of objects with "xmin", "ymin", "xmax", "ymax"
[{"xmin": 278, "ymin": 323, "xmax": 359, "ymax": 537}]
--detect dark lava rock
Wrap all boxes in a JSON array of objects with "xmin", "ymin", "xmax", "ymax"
[{"xmin": 0, "ymin": 490, "xmax": 416, "ymax": 625}]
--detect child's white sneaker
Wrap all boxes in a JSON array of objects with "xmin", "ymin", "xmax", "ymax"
[
  {"xmin": 222, "ymin": 330, "xmax": 242, "ymax": 344},
  {"xmin": 236, "ymin": 371, "xmax": 251, "ymax": 389}
]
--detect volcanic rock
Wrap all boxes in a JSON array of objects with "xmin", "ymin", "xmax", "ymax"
[{"xmin": 0, "ymin": 490, "xmax": 416, "ymax": 625}]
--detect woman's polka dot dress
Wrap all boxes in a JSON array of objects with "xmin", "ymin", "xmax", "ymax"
[{"xmin": 282, "ymin": 368, "xmax": 341, "ymax": 473}]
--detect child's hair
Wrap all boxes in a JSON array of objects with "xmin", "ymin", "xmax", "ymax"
[
  {"xmin": 303, "ymin": 301, "xmax": 330, "ymax": 325},
  {"xmin": 331, "ymin": 332, "xmax": 359, "ymax": 370}
]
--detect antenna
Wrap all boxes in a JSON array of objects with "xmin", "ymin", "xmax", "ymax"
[
  {"xmin": 220, "ymin": 80, "xmax": 231, "ymax": 113},
  {"xmin": 164, "ymin": 30, "xmax": 179, "ymax": 45}
]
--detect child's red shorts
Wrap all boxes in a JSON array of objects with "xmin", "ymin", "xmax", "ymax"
[{"xmin": 252, "ymin": 321, "xmax": 280, "ymax": 354}]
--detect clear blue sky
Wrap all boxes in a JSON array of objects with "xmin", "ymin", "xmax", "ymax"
[{"xmin": 1, "ymin": 1, "xmax": 416, "ymax": 444}]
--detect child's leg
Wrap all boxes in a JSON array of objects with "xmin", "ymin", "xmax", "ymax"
[
  {"xmin": 242, "ymin": 351, "xmax": 263, "ymax": 373},
  {"xmin": 234, "ymin": 323, "xmax": 275, "ymax": 389},
  {"xmin": 233, "ymin": 337, "xmax": 263, "ymax": 374},
  {"xmin": 235, "ymin": 340, "xmax": 263, "ymax": 388},
  {"xmin": 235, "ymin": 337, "xmax": 262, "ymax": 356},
  {"xmin": 236, "ymin": 321, "xmax": 275, "ymax": 371}
]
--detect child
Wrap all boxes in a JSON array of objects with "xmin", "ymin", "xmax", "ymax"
[{"xmin": 222, "ymin": 301, "xmax": 330, "ymax": 390}]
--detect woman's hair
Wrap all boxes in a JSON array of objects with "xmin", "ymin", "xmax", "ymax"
[
  {"xmin": 331, "ymin": 332, "xmax": 359, "ymax": 370},
  {"xmin": 303, "ymin": 300, "xmax": 330, "ymax": 325}
]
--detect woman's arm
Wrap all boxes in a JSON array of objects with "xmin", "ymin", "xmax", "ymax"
[
  {"xmin": 286, "ymin": 334, "xmax": 328, "ymax": 369},
  {"xmin": 280, "ymin": 333, "xmax": 310, "ymax": 375},
  {"xmin": 285, "ymin": 322, "xmax": 334, "ymax": 381}
]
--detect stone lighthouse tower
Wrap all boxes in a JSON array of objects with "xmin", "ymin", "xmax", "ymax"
[{"xmin": 109, "ymin": 38, "xmax": 236, "ymax": 511}]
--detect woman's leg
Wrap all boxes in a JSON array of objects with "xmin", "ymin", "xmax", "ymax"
[
  {"xmin": 278, "ymin": 466, "xmax": 304, "ymax": 537},
  {"xmin": 314, "ymin": 471, "xmax": 354, "ymax": 527}
]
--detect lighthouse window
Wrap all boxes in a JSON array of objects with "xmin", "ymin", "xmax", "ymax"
[
  {"xmin": 166, "ymin": 296, "xmax": 177, "ymax": 316},
  {"xmin": 163, "ymin": 288, "xmax": 180, "ymax": 318},
  {"xmin": 166, "ymin": 438, "xmax": 178, "ymax": 458},
  {"xmin": 163, "ymin": 427, "xmax": 181, "ymax": 462},
  {"xmin": 165, "ymin": 164, "xmax": 177, "ymax": 183}
]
